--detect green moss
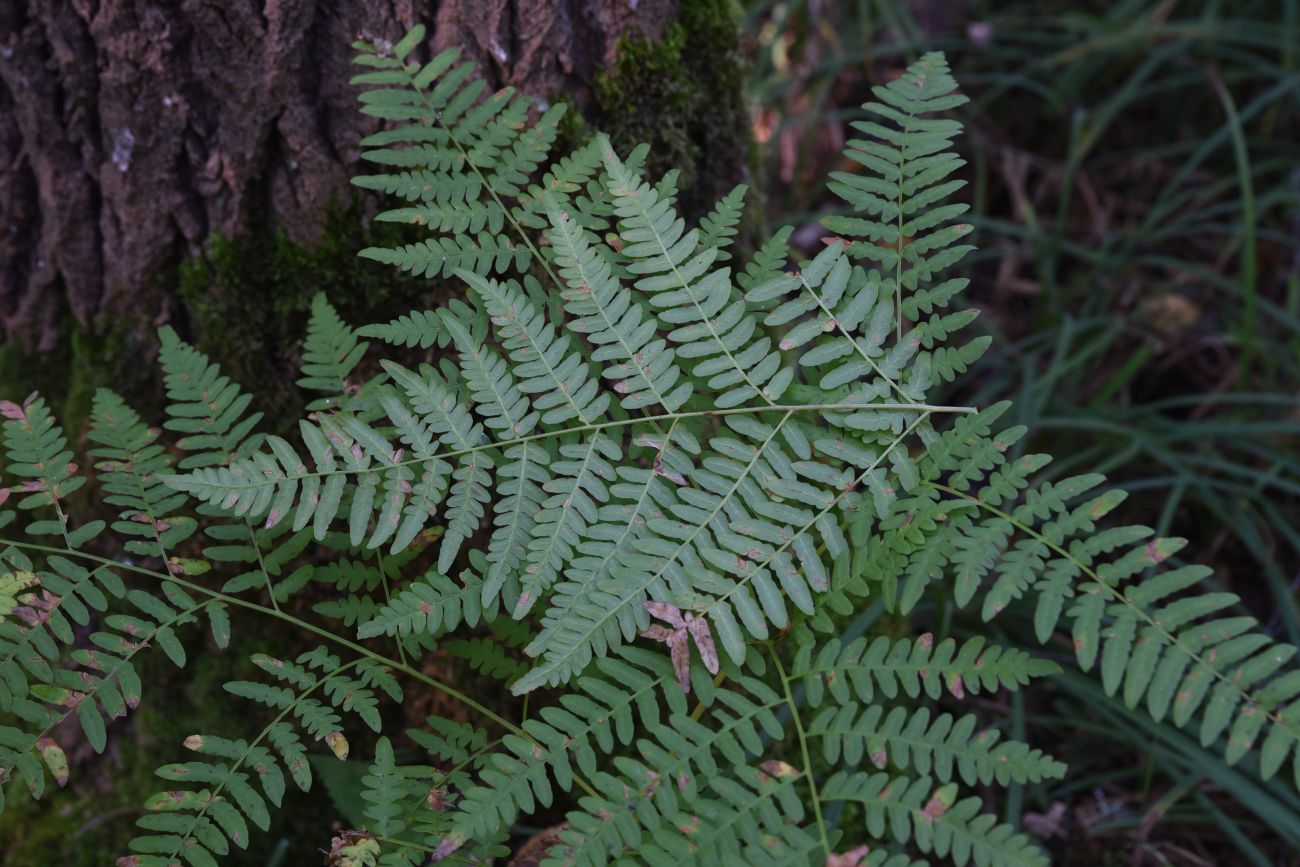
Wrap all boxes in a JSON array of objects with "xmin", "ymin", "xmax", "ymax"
[
  {"xmin": 176, "ymin": 204, "xmax": 422, "ymax": 424},
  {"xmin": 587, "ymin": 0, "xmax": 757, "ymax": 223},
  {"xmin": 0, "ymin": 318, "xmax": 156, "ymax": 433},
  {"xmin": 2, "ymin": 202, "xmax": 426, "ymax": 441}
]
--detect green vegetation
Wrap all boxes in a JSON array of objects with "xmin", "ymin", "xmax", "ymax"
[
  {"xmin": 746, "ymin": 1, "xmax": 1300, "ymax": 861},
  {"xmin": 1, "ymin": 4, "xmax": 1297, "ymax": 864},
  {"xmin": 590, "ymin": 0, "xmax": 754, "ymax": 219}
]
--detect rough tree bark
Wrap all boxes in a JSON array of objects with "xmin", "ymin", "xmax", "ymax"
[{"xmin": 0, "ymin": 0, "xmax": 678, "ymax": 350}]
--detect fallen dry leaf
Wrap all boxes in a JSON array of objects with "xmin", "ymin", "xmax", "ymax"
[{"xmin": 642, "ymin": 601, "xmax": 720, "ymax": 692}]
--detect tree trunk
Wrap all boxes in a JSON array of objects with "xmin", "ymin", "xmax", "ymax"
[{"xmin": 0, "ymin": 0, "xmax": 678, "ymax": 351}]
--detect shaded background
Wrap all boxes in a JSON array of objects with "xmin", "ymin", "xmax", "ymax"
[{"xmin": 1, "ymin": 0, "xmax": 1298, "ymax": 864}]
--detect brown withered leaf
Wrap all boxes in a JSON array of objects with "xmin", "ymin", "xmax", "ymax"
[
  {"xmin": 509, "ymin": 822, "xmax": 570, "ymax": 866},
  {"xmin": 1023, "ymin": 801, "xmax": 1068, "ymax": 840},
  {"xmin": 324, "ymin": 830, "xmax": 380, "ymax": 867},
  {"xmin": 826, "ymin": 845, "xmax": 871, "ymax": 867},
  {"xmin": 641, "ymin": 601, "xmax": 720, "ymax": 693},
  {"xmin": 759, "ymin": 760, "xmax": 799, "ymax": 780}
]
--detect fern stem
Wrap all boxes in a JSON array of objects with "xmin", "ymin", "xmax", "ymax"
[
  {"xmin": 924, "ymin": 482, "xmax": 1300, "ymax": 739},
  {"xmin": 172, "ymin": 402, "xmax": 974, "ymax": 494},
  {"xmin": 245, "ymin": 518, "xmax": 282, "ymax": 613},
  {"xmin": 689, "ymin": 671, "xmax": 728, "ymax": 721},
  {"xmin": 771, "ymin": 643, "xmax": 831, "ymax": 859},
  {"xmin": 0, "ymin": 538, "xmax": 524, "ymax": 739},
  {"xmin": 793, "ymin": 266, "xmax": 915, "ymax": 404},
  {"xmin": 376, "ymin": 549, "xmax": 408, "ymax": 667}
]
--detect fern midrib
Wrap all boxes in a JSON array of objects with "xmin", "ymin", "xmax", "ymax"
[
  {"xmin": 611, "ymin": 163, "xmax": 777, "ymax": 406},
  {"xmin": 528, "ymin": 411, "xmax": 793, "ymax": 683},
  {"xmin": 793, "ymin": 264, "xmax": 914, "ymax": 404},
  {"xmin": 927, "ymin": 480, "xmax": 1300, "ymax": 740},
  {"xmin": 774, "ymin": 645, "xmax": 831, "ymax": 859},
  {"xmin": 168, "ymin": 657, "xmax": 366, "ymax": 859},
  {"xmin": 552, "ymin": 211, "xmax": 678, "ymax": 411},
  {"xmin": 170, "ymin": 402, "xmax": 972, "ymax": 495},
  {"xmin": 3, "ymin": 600, "xmax": 205, "ymax": 780}
]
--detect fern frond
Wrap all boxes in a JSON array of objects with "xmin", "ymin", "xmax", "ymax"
[
  {"xmin": 549, "ymin": 670, "xmax": 783, "ymax": 864},
  {"xmin": 0, "ymin": 578, "xmax": 207, "ymax": 810},
  {"xmin": 359, "ymin": 560, "xmax": 488, "ymax": 639},
  {"xmin": 516, "ymin": 434, "xmax": 619, "ymax": 616},
  {"xmin": 5, "ymin": 35, "xmax": 1285, "ymax": 867},
  {"xmin": 547, "ymin": 203, "xmax": 692, "ymax": 412},
  {"xmin": 821, "ymin": 771, "xmax": 1049, "ymax": 867},
  {"xmin": 124, "ymin": 653, "xmax": 370, "ymax": 865},
  {"xmin": 298, "ymin": 293, "xmax": 369, "ymax": 411},
  {"xmin": 518, "ymin": 412, "xmax": 910, "ymax": 693},
  {"xmin": 524, "ymin": 424, "xmax": 695, "ymax": 660},
  {"xmin": 358, "ymin": 309, "xmax": 444, "ymax": 349},
  {"xmin": 823, "ymin": 52, "xmax": 972, "ymax": 325},
  {"xmin": 698, "ymin": 183, "xmax": 748, "ymax": 263},
  {"xmin": 90, "ymin": 389, "xmax": 196, "ymax": 561},
  {"xmin": 602, "ymin": 139, "xmax": 790, "ymax": 408},
  {"xmin": 467, "ymin": 271, "xmax": 610, "ymax": 425},
  {"xmin": 158, "ymin": 327, "xmax": 264, "ymax": 469},
  {"xmin": 361, "ymin": 736, "xmax": 407, "ymax": 836},
  {"xmin": 792, "ymin": 632, "xmax": 1057, "ymax": 707},
  {"xmin": 809, "ymin": 704, "xmax": 1066, "ymax": 786},
  {"xmin": 1, "ymin": 397, "xmax": 100, "ymax": 546},
  {"xmin": 433, "ymin": 646, "xmax": 680, "ymax": 860},
  {"xmin": 359, "ymin": 232, "xmax": 528, "ymax": 279}
]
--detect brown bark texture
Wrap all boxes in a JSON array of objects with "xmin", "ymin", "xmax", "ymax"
[{"xmin": 0, "ymin": 0, "xmax": 677, "ymax": 350}]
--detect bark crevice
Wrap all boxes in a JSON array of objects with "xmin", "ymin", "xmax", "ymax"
[{"xmin": 0, "ymin": 0, "xmax": 676, "ymax": 349}]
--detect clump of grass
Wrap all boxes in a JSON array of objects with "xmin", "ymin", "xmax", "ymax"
[{"xmin": 745, "ymin": 1, "xmax": 1300, "ymax": 863}]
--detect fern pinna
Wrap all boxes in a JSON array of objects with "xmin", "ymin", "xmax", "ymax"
[{"xmin": 0, "ymin": 27, "xmax": 1297, "ymax": 867}]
